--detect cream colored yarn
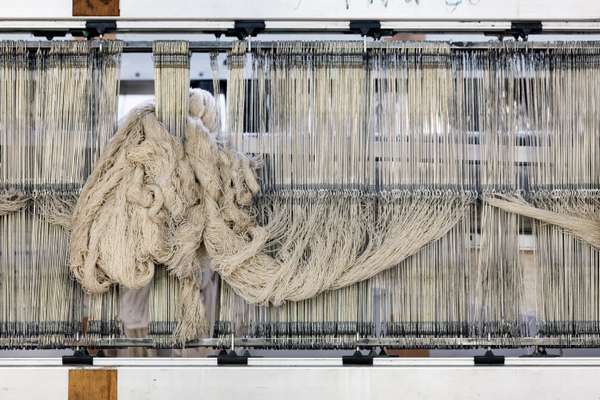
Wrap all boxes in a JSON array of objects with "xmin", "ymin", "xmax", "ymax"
[
  {"xmin": 0, "ymin": 192, "xmax": 29, "ymax": 216},
  {"xmin": 69, "ymin": 90, "xmax": 261, "ymax": 340},
  {"xmin": 69, "ymin": 88, "xmax": 470, "ymax": 341},
  {"xmin": 487, "ymin": 194, "xmax": 600, "ymax": 249}
]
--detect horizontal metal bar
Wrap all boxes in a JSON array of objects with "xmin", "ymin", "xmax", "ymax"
[
  {"xmin": 8, "ymin": 39, "xmax": 600, "ymax": 54},
  {"xmin": 93, "ymin": 357, "xmax": 218, "ymax": 367},
  {"xmin": 505, "ymin": 357, "xmax": 600, "ymax": 366},
  {"xmin": 5, "ymin": 357, "xmax": 600, "ymax": 368},
  {"xmin": 0, "ymin": 358, "xmax": 63, "ymax": 367},
  {"xmin": 374, "ymin": 357, "xmax": 474, "ymax": 366},
  {"xmin": 247, "ymin": 358, "xmax": 343, "ymax": 367},
  {"xmin": 543, "ymin": 21, "xmax": 600, "ymax": 32},
  {"xmin": 3, "ymin": 336, "xmax": 600, "ymax": 349},
  {"xmin": 264, "ymin": 21, "xmax": 350, "ymax": 32},
  {"xmin": 1, "ymin": 18, "xmax": 600, "ymax": 34},
  {"xmin": 116, "ymin": 20, "xmax": 235, "ymax": 32},
  {"xmin": 0, "ymin": 20, "xmax": 86, "ymax": 30},
  {"xmin": 380, "ymin": 21, "xmax": 511, "ymax": 32}
]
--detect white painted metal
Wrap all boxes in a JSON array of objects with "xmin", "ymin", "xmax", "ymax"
[
  {"xmin": 6, "ymin": 356, "xmax": 600, "ymax": 367},
  {"xmin": 0, "ymin": 367, "xmax": 68, "ymax": 400},
  {"xmin": 380, "ymin": 21, "xmax": 511, "ymax": 31},
  {"xmin": 247, "ymin": 358, "xmax": 343, "ymax": 366},
  {"xmin": 543, "ymin": 21, "xmax": 600, "ymax": 31},
  {"xmin": 373, "ymin": 357, "xmax": 474, "ymax": 366},
  {"xmin": 116, "ymin": 0, "xmax": 600, "ymax": 22},
  {"xmin": 265, "ymin": 21, "xmax": 349, "ymax": 31},
  {"xmin": 3, "ymin": 359, "xmax": 600, "ymax": 400},
  {"xmin": 116, "ymin": 20, "xmax": 235, "ymax": 31},
  {"xmin": 0, "ymin": 20, "xmax": 86, "ymax": 30},
  {"xmin": 115, "ymin": 365, "xmax": 600, "ymax": 399},
  {"xmin": 2, "ymin": 0, "xmax": 600, "ymax": 23},
  {"xmin": 505, "ymin": 357, "xmax": 600, "ymax": 366},
  {"xmin": 1, "ymin": 0, "xmax": 72, "ymax": 18},
  {"xmin": 0, "ymin": 358, "xmax": 63, "ymax": 366},
  {"xmin": 93, "ymin": 357, "xmax": 218, "ymax": 366}
]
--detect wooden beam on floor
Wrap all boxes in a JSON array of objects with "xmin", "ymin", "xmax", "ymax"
[
  {"xmin": 68, "ymin": 369, "xmax": 117, "ymax": 400},
  {"xmin": 73, "ymin": 0, "xmax": 120, "ymax": 16}
]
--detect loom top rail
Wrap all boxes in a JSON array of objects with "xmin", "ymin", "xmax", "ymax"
[
  {"xmin": 13, "ymin": 40, "xmax": 600, "ymax": 53},
  {"xmin": 3, "ymin": 0, "xmax": 600, "ymax": 24}
]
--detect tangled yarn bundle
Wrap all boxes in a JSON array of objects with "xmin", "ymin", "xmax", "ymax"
[
  {"xmin": 71, "ymin": 88, "xmax": 470, "ymax": 341},
  {"xmin": 70, "ymin": 89, "xmax": 261, "ymax": 340},
  {"xmin": 0, "ymin": 192, "xmax": 29, "ymax": 216}
]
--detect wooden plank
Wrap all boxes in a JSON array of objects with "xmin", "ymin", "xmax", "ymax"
[
  {"xmin": 73, "ymin": 0, "xmax": 119, "ymax": 16},
  {"xmin": 69, "ymin": 369, "xmax": 117, "ymax": 400},
  {"xmin": 385, "ymin": 349, "xmax": 430, "ymax": 357}
]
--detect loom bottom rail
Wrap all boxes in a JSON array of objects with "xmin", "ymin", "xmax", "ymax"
[
  {"xmin": 3, "ymin": 337, "xmax": 600, "ymax": 349},
  {"xmin": 4, "ymin": 357, "xmax": 600, "ymax": 400}
]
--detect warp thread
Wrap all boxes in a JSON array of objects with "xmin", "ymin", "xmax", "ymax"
[
  {"xmin": 0, "ymin": 85, "xmax": 475, "ymax": 341},
  {"xmin": 487, "ymin": 194, "xmax": 600, "ymax": 249},
  {"xmin": 69, "ymin": 87, "xmax": 471, "ymax": 341},
  {"xmin": 69, "ymin": 89, "xmax": 260, "ymax": 340}
]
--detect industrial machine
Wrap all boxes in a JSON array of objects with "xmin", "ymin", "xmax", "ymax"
[{"xmin": 2, "ymin": 1, "xmax": 600, "ymax": 399}]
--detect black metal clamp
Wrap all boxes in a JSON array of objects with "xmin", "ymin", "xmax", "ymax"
[
  {"xmin": 219, "ymin": 20, "xmax": 266, "ymax": 40},
  {"xmin": 342, "ymin": 350, "xmax": 375, "ymax": 366},
  {"xmin": 487, "ymin": 21, "xmax": 543, "ymax": 41},
  {"xmin": 83, "ymin": 20, "xmax": 118, "ymax": 37},
  {"xmin": 33, "ymin": 20, "xmax": 117, "ymax": 40},
  {"xmin": 348, "ymin": 20, "xmax": 394, "ymax": 40},
  {"xmin": 510, "ymin": 21, "xmax": 543, "ymax": 40},
  {"xmin": 32, "ymin": 30, "xmax": 69, "ymax": 40},
  {"xmin": 216, "ymin": 349, "xmax": 250, "ymax": 365},
  {"xmin": 71, "ymin": 20, "xmax": 118, "ymax": 39},
  {"xmin": 62, "ymin": 349, "xmax": 93, "ymax": 366},
  {"xmin": 474, "ymin": 349, "xmax": 505, "ymax": 366}
]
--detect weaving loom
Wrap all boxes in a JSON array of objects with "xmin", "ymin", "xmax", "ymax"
[
  {"xmin": 1, "ymin": 38, "xmax": 600, "ymax": 351},
  {"xmin": 216, "ymin": 41, "xmax": 600, "ymax": 347},
  {"xmin": 5, "ymin": 1, "xmax": 600, "ymax": 399}
]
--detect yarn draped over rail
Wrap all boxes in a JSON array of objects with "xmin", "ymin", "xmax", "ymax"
[
  {"xmin": 65, "ymin": 88, "xmax": 469, "ymax": 341},
  {"xmin": 69, "ymin": 90, "xmax": 250, "ymax": 340},
  {"xmin": 487, "ymin": 194, "xmax": 600, "ymax": 249}
]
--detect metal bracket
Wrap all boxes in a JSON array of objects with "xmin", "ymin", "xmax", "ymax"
[
  {"xmin": 216, "ymin": 349, "xmax": 249, "ymax": 365},
  {"xmin": 487, "ymin": 21, "xmax": 543, "ymax": 41},
  {"xmin": 221, "ymin": 20, "xmax": 266, "ymax": 40},
  {"xmin": 32, "ymin": 31, "xmax": 69, "ymax": 40},
  {"xmin": 474, "ymin": 350, "xmax": 505, "ymax": 366},
  {"xmin": 348, "ymin": 20, "xmax": 394, "ymax": 40},
  {"xmin": 510, "ymin": 21, "xmax": 543, "ymax": 40},
  {"xmin": 71, "ymin": 20, "xmax": 117, "ymax": 39},
  {"xmin": 62, "ymin": 349, "xmax": 93, "ymax": 366},
  {"xmin": 342, "ymin": 350, "xmax": 374, "ymax": 366}
]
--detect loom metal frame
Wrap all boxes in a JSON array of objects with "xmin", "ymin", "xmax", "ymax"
[
  {"xmin": 0, "ymin": 37, "xmax": 598, "ymax": 352},
  {"xmin": 3, "ymin": 336, "xmax": 600, "ymax": 350},
  {"xmin": 3, "ymin": 1, "xmax": 600, "ymax": 368},
  {"xmin": 2, "ymin": 0, "xmax": 600, "ymax": 35},
  {"xmin": 3, "ymin": 357, "xmax": 600, "ymax": 400},
  {"xmin": 12, "ymin": 40, "xmax": 600, "ymax": 53},
  {"xmin": 1, "ymin": 8, "xmax": 600, "ymax": 400},
  {"xmin": 3, "ymin": 20, "xmax": 599, "ymax": 34}
]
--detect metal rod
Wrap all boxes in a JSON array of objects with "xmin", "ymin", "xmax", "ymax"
[
  {"xmin": 10, "ymin": 40, "xmax": 600, "ymax": 53},
  {"xmin": 2, "ymin": 337, "xmax": 600, "ymax": 349}
]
